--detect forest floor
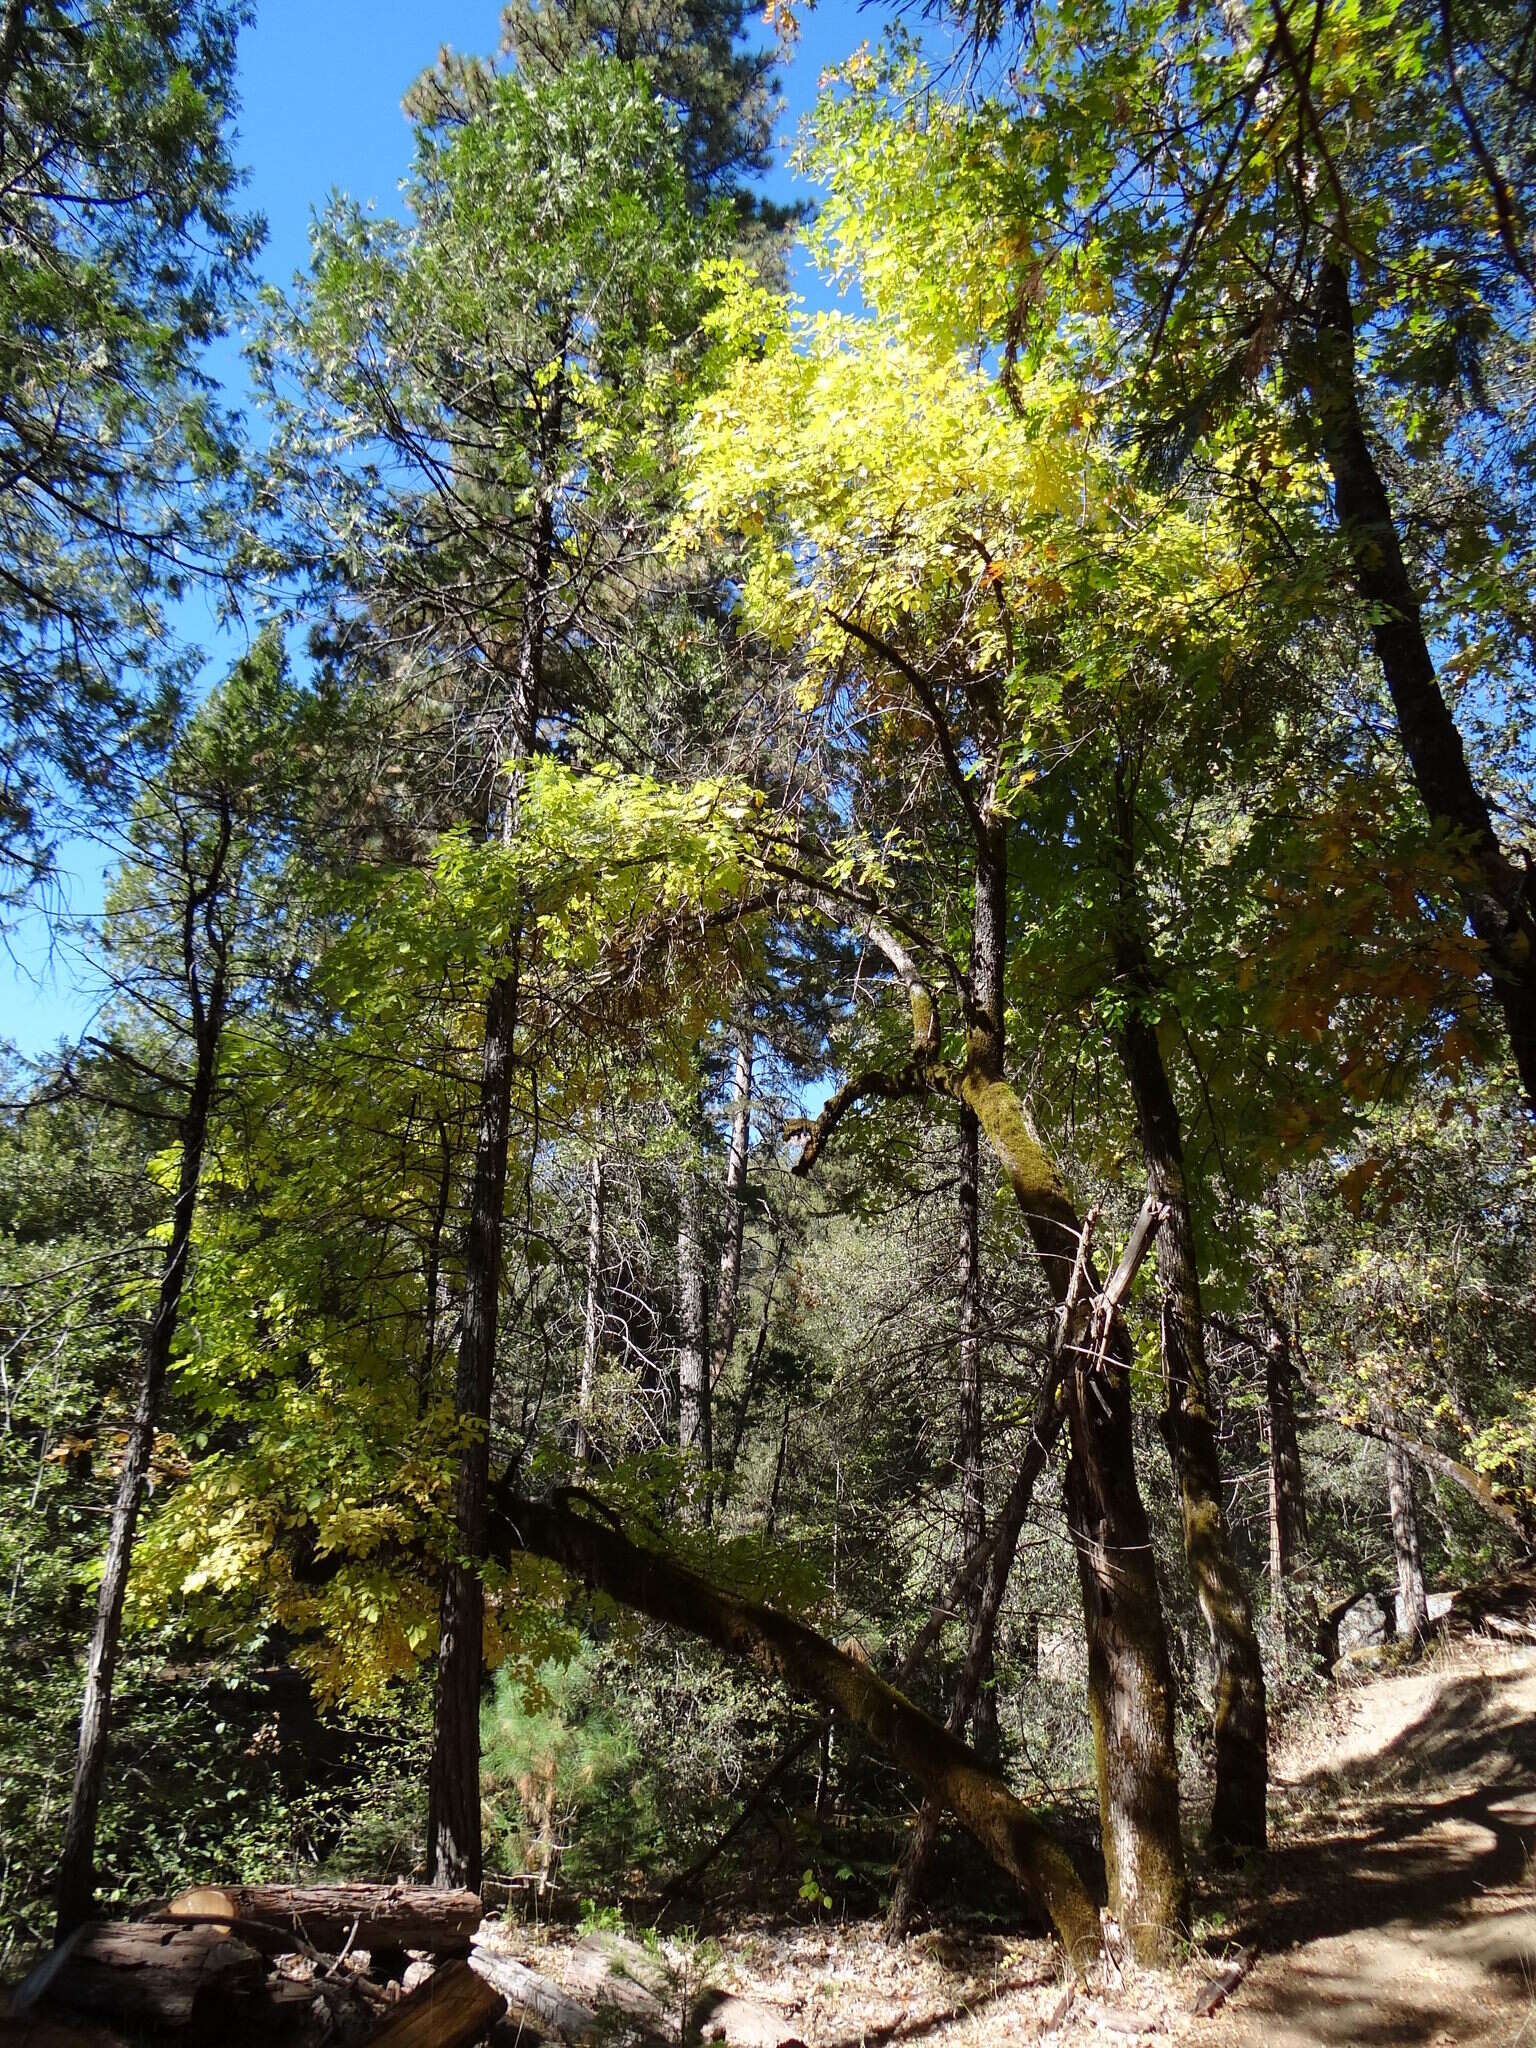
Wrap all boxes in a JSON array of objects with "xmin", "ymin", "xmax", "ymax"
[{"xmin": 505, "ymin": 1627, "xmax": 1536, "ymax": 2048}]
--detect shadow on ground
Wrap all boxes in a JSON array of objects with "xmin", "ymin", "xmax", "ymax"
[{"xmin": 1212, "ymin": 1649, "xmax": 1536, "ymax": 2048}]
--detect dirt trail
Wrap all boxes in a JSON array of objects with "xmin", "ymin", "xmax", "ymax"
[{"xmin": 1210, "ymin": 1638, "xmax": 1536, "ymax": 2048}]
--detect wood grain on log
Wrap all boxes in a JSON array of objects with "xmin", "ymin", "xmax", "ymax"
[
  {"xmin": 362, "ymin": 1960, "xmax": 505, "ymax": 2047},
  {"xmin": 167, "ymin": 1884, "xmax": 482, "ymax": 1956},
  {"xmin": 466, "ymin": 1948, "xmax": 598, "ymax": 2039}
]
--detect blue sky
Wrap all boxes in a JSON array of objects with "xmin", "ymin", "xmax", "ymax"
[{"xmin": 2, "ymin": 0, "xmax": 867, "ymax": 1060}]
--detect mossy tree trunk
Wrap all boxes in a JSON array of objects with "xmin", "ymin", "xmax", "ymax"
[
  {"xmin": 489, "ymin": 1487, "xmax": 1104, "ymax": 1972},
  {"xmin": 1111, "ymin": 771, "xmax": 1267, "ymax": 1853}
]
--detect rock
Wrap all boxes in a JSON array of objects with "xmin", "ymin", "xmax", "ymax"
[{"xmin": 1337, "ymin": 1592, "xmax": 1389, "ymax": 1655}]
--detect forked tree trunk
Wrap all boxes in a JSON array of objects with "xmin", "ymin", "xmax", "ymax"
[
  {"xmin": 677, "ymin": 1111, "xmax": 713, "ymax": 1520},
  {"xmin": 575, "ymin": 1153, "xmax": 604, "ymax": 1466},
  {"xmin": 966, "ymin": 830, "xmax": 1188, "ymax": 1958},
  {"xmin": 1112, "ymin": 782, "xmax": 1266, "ymax": 1852},
  {"xmin": 427, "ymin": 467, "xmax": 552, "ymax": 1889},
  {"xmin": 488, "ymin": 1488, "xmax": 1103, "ymax": 1969},
  {"xmin": 1303, "ymin": 258, "xmax": 1536, "ymax": 1111},
  {"xmin": 56, "ymin": 805, "xmax": 233, "ymax": 1937},
  {"xmin": 1386, "ymin": 1437, "xmax": 1429, "ymax": 1645},
  {"xmin": 714, "ymin": 1027, "xmax": 753, "ymax": 1383}
]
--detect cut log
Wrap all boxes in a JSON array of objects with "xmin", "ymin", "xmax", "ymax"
[
  {"xmin": 34, "ymin": 1922, "xmax": 265, "ymax": 2030},
  {"xmin": 562, "ymin": 1934, "xmax": 669, "ymax": 2023},
  {"xmin": 166, "ymin": 1884, "xmax": 482, "ymax": 1957},
  {"xmin": 465, "ymin": 1949, "xmax": 597, "ymax": 2040},
  {"xmin": 363, "ymin": 1960, "xmax": 505, "ymax": 2047},
  {"xmin": 690, "ymin": 1990, "xmax": 806, "ymax": 2048}
]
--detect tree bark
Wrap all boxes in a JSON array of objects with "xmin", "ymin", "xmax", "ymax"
[
  {"xmin": 714, "ymin": 1026, "xmax": 753, "ymax": 1385},
  {"xmin": 575, "ymin": 1152, "xmax": 604, "ymax": 1467},
  {"xmin": 954, "ymin": 1103, "xmax": 998, "ymax": 1757},
  {"xmin": 1261, "ymin": 1303, "xmax": 1308, "ymax": 1639},
  {"xmin": 427, "ymin": 461, "xmax": 552, "ymax": 1891},
  {"xmin": 1386, "ymin": 1436, "xmax": 1429, "ymax": 1645},
  {"xmin": 166, "ymin": 1883, "xmax": 483, "ymax": 1956},
  {"xmin": 487, "ymin": 1488, "xmax": 1104, "ymax": 1970},
  {"xmin": 676, "ymin": 1107, "xmax": 713, "ymax": 1520},
  {"xmin": 56, "ymin": 804, "xmax": 233, "ymax": 1937},
  {"xmin": 1304, "ymin": 257, "xmax": 1536, "ymax": 1110}
]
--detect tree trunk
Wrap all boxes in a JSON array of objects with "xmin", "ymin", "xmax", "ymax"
[
  {"xmin": 488, "ymin": 1489, "xmax": 1103, "ymax": 1970},
  {"xmin": 166, "ymin": 1882, "xmax": 483, "ymax": 1956},
  {"xmin": 1111, "ymin": 775, "xmax": 1266, "ymax": 1854},
  {"xmin": 677, "ymin": 1110, "xmax": 713, "ymax": 1521},
  {"xmin": 1116, "ymin": 1007, "xmax": 1267, "ymax": 1852},
  {"xmin": 965, "ymin": 827, "xmax": 1189, "ymax": 1958},
  {"xmin": 714, "ymin": 1026, "xmax": 753, "ymax": 1384},
  {"xmin": 1386, "ymin": 1437, "xmax": 1429, "ymax": 1645},
  {"xmin": 1261, "ymin": 1303, "xmax": 1307, "ymax": 1639},
  {"xmin": 56, "ymin": 813, "xmax": 232, "ymax": 1937},
  {"xmin": 955, "ymin": 1104, "xmax": 998, "ymax": 1758},
  {"xmin": 575, "ymin": 1152, "xmax": 604, "ymax": 1467},
  {"xmin": 427, "ymin": 468, "xmax": 551, "ymax": 1890},
  {"xmin": 1304, "ymin": 257, "xmax": 1536, "ymax": 1110}
]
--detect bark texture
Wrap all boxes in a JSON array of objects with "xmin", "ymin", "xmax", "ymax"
[
  {"xmin": 1304, "ymin": 257, "xmax": 1536, "ymax": 1109},
  {"xmin": 56, "ymin": 805, "xmax": 232, "ymax": 1936},
  {"xmin": 488, "ymin": 1488, "xmax": 1103, "ymax": 1969}
]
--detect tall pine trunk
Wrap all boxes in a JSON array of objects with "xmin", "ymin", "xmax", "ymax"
[
  {"xmin": 1386, "ymin": 1437, "xmax": 1429, "ymax": 1645},
  {"xmin": 1303, "ymin": 258, "xmax": 1536, "ymax": 1109},
  {"xmin": 56, "ymin": 807, "xmax": 233, "ymax": 1935},
  {"xmin": 426, "ymin": 476, "xmax": 551, "ymax": 1889}
]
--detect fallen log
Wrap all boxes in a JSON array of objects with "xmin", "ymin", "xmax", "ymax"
[
  {"xmin": 466, "ymin": 1945, "xmax": 598, "ymax": 2039},
  {"xmin": 30, "ymin": 1922, "xmax": 265, "ymax": 2031},
  {"xmin": 363, "ymin": 1960, "xmax": 505, "ymax": 2047},
  {"xmin": 561, "ymin": 1933, "xmax": 670, "ymax": 2022},
  {"xmin": 166, "ymin": 1884, "xmax": 482, "ymax": 1957}
]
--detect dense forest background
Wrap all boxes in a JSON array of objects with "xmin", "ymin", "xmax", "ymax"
[{"xmin": 2, "ymin": 0, "xmax": 1535, "ymax": 1984}]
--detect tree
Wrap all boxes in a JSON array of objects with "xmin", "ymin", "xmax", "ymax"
[
  {"xmin": 935, "ymin": 0, "xmax": 1536, "ymax": 1105},
  {"xmin": 259, "ymin": 58, "xmax": 721, "ymax": 1889},
  {"xmin": 53, "ymin": 637, "xmax": 311, "ymax": 1931},
  {"xmin": 0, "ymin": 0, "xmax": 260, "ymax": 898}
]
